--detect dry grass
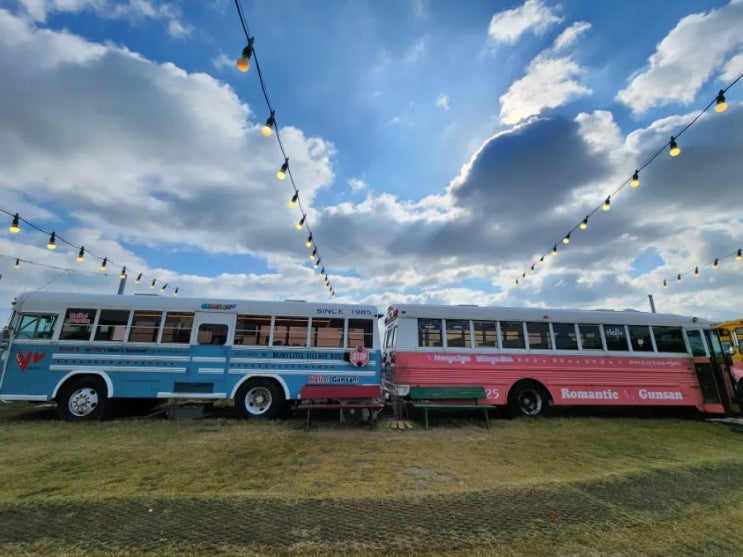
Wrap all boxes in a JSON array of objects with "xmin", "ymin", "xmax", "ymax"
[{"xmin": 1, "ymin": 402, "xmax": 742, "ymax": 555}]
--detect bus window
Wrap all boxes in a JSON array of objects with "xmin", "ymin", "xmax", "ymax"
[
  {"xmin": 686, "ymin": 330, "xmax": 707, "ymax": 357},
  {"xmin": 197, "ymin": 323, "xmax": 228, "ymax": 345},
  {"xmin": 418, "ymin": 319, "xmax": 442, "ymax": 347},
  {"xmin": 273, "ymin": 317, "xmax": 309, "ymax": 347},
  {"xmin": 652, "ymin": 326, "xmax": 686, "ymax": 353},
  {"xmin": 16, "ymin": 313, "xmax": 57, "ymax": 339},
  {"xmin": 629, "ymin": 325, "xmax": 654, "ymax": 352},
  {"xmin": 473, "ymin": 320, "xmax": 497, "ymax": 347},
  {"xmin": 578, "ymin": 324, "xmax": 602, "ymax": 350},
  {"xmin": 311, "ymin": 318, "xmax": 344, "ymax": 347},
  {"xmin": 445, "ymin": 319, "xmax": 471, "ymax": 348},
  {"xmin": 603, "ymin": 324, "xmax": 629, "ymax": 351},
  {"xmin": 553, "ymin": 323, "xmax": 578, "ymax": 350},
  {"xmin": 385, "ymin": 325, "xmax": 397, "ymax": 348},
  {"xmin": 500, "ymin": 321, "xmax": 525, "ymax": 349},
  {"xmin": 161, "ymin": 312, "xmax": 194, "ymax": 344},
  {"xmin": 235, "ymin": 315, "xmax": 271, "ymax": 346},
  {"xmin": 526, "ymin": 322, "xmax": 552, "ymax": 350},
  {"xmin": 348, "ymin": 319, "xmax": 374, "ymax": 348},
  {"xmin": 128, "ymin": 311, "xmax": 163, "ymax": 343},
  {"xmin": 59, "ymin": 308, "xmax": 96, "ymax": 341},
  {"xmin": 94, "ymin": 309, "xmax": 130, "ymax": 341}
]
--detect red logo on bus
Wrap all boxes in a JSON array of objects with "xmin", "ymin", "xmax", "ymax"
[
  {"xmin": 349, "ymin": 346, "xmax": 370, "ymax": 367},
  {"xmin": 16, "ymin": 351, "xmax": 46, "ymax": 371}
]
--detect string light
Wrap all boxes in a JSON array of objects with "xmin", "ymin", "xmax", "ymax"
[
  {"xmin": 150, "ymin": 279, "xmax": 156, "ymax": 289},
  {"xmin": 512, "ymin": 80, "xmax": 739, "ymax": 291},
  {"xmin": 77, "ymin": 246, "xmax": 85, "ymax": 262},
  {"xmin": 100, "ymin": 257, "xmax": 107, "ymax": 271},
  {"xmin": 715, "ymin": 90, "xmax": 728, "ymax": 113},
  {"xmin": 14, "ymin": 259, "xmax": 19, "ymax": 269},
  {"xmin": 160, "ymin": 283, "xmax": 168, "ymax": 292},
  {"xmin": 314, "ymin": 257, "xmax": 321, "ymax": 269},
  {"xmin": 310, "ymin": 248, "xmax": 317, "ymax": 260},
  {"xmin": 277, "ymin": 159, "xmax": 288, "ymax": 180},
  {"xmin": 135, "ymin": 273, "xmax": 142, "ymax": 284},
  {"xmin": 738, "ymin": 249, "xmax": 742, "ymax": 261},
  {"xmin": 562, "ymin": 233, "xmax": 570, "ymax": 245},
  {"xmin": 693, "ymin": 266, "xmax": 699, "ymax": 277},
  {"xmin": 236, "ymin": 37, "xmax": 254, "ymax": 72},
  {"xmin": 677, "ymin": 274, "xmax": 681, "ymax": 284},
  {"xmin": 712, "ymin": 258, "xmax": 719, "ymax": 270},
  {"xmin": 174, "ymin": 287, "xmax": 179, "ymax": 296},
  {"xmin": 9, "ymin": 213, "xmax": 19, "ymax": 234},
  {"xmin": 663, "ymin": 279, "xmax": 667, "ymax": 288},
  {"xmin": 261, "ymin": 111, "xmax": 275, "ymax": 136},
  {"xmin": 46, "ymin": 232, "xmax": 56, "ymax": 250},
  {"xmin": 306, "ymin": 234, "xmax": 313, "ymax": 248},
  {"xmin": 288, "ymin": 192, "xmax": 298, "ymax": 208},
  {"xmin": 119, "ymin": 266, "xmax": 127, "ymax": 280},
  {"xmin": 551, "ymin": 245, "xmax": 557, "ymax": 256},
  {"xmin": 669, "ymin": 136, "xmax": 681, "ymax": 157},
  {"xmin": 631, "ymin": 170, "xmax": 640, "ymax": 188},
  {"xmin": 231, "ymin": 1, "xmax": 337, "ymax": 298}
]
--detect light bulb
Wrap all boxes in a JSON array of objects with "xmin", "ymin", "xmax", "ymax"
[
  {"xmin": 9, "ymin": 213, "xmax": 19, "ymax": 233},
  {"xmin": 669, "ymin": 136, "xmax": 681, "ymax": 157},
  {"xmin": 631, "ymin": 171, "xmax": 640, "ymax": 188},
  {"xmin": 715, "ymin": 90, "xmax": 727, "ymax": 113}
]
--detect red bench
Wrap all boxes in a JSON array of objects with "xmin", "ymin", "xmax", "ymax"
[{"xmin": 297, "ymin": 384, "xmax": 384, "ymax": 430}]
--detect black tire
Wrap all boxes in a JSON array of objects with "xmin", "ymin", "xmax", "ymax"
[
  {"xmin": 508, "ymin": 381, "xmax": 549, "ymax": 417},
  {"xmin": 235, "ymin": 379, "xmax": 285, "ymax": 419},
  {"xmin": 56, "ymin": 376, "xmax": 108, "ymax": 421}
]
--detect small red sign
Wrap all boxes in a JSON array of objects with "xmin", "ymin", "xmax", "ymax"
[{"xmin": 349, "ymin": 346, "xmax": 370, "ymax": 367}]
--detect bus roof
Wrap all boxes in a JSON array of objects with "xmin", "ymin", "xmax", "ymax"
[
  {"xmin": 385, "ymin": 303, "xmax": 713, "ymax": 328},
  {"xmin": 11, "ymin": 291, "xmax": 379, "ymax": 319}
]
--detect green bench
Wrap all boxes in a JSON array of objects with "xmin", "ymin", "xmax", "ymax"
[{"xmin": 408, "ymin": 386, "xmax": 490, "ymax": 430}]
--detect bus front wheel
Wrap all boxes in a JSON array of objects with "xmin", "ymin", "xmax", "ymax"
[
  {"xmin": 56, "ymin": 377, "xmax": 108, "ymax": 421},
  {"xmin": 235, "ymin": 379, "xmax": 285, "ymax": 419},
  {"xmin": 508, "ymin": 381, "xmax": 549, "ymax": 418}
]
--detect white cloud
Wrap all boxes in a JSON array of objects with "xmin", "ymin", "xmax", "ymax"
[
  {"xmin": 721, "ymin": 52, "xmax": 743, "ymax": 81},
  {"xmin": 436, "ymin": 94, "xmax": 450, "ymax": 110},
  {"xmin": 499, "ymin": 56, "xmax": 591, "ymax": 125},
  {"xmin": 487, "ymin": 0, "xmax": 562, "ymax": 44},
  {"xmin": 348, "ymin": 178, "xmax": 367, "ymax": 192},
  {"xmin": 15, "ymin": 0, "xmax": 192, "ymax": 38},
  {"xmin": 616, "ymin": 0, "xmax": 743, "ymax": 113},
  {"xmin": 498, "ymin": 21, "xmax": 592, "ymax": 125}
]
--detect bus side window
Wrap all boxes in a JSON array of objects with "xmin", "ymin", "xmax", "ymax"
[
  {"xmin": 417, "ymin": 319, "xmax": 442, "ymax": 348},
  {"xmin": 349, "ymin": 319, "xmax": 374, "ymax": 348},
  {"xmin": 59, "ymin": 308, "xmax": 96, "ymax": 341},
  {"xmin": 603, "ymin": 324, "xmax": 629, "ymax": 351},
  {"xmin": 197, "ymin": 323, "xmax": 228, "ymax": 345},
  {"xmin": 16, "ymin": 314, "xmax": 57, "ymax": 339},
  {"xmin": 94, "ymin": 309, "xmax": 130, "ymax": 341},
  {"xmin": 685, "ymin": 330, "xmax": 707, "ymax": 357}
]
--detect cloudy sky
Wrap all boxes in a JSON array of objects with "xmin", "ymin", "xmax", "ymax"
[{"xmin": 0, "ymin": 0, "xmax": 742, "ymax": 323}]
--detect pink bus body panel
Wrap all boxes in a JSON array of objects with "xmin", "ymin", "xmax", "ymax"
[{"xmin": 392, "ymin": 351, "xmax": 710, "ymax": 411}]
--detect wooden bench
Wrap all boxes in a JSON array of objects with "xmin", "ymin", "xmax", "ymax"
[
  {"xmin": 297, "ymin": 384, "xmax": 384, "ymax": 431},
  {"xmin": 409, "ymin": 386, "xmax": 490, "ymax": 430}
]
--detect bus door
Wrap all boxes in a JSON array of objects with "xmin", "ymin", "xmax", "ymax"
[
  {"xmin": 695, "ymin": 329, "xmax": 738, "ymax": 414},
  {"xmin": 186, "ymin": 312, "xmax": 236, "ymax": 393}
]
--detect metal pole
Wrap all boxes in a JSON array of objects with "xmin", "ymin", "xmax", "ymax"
[
  {"xmin": 648, "ymin": 294, "xmax": 656, "ymax": 313},
  {"xmin": 117, "ymin": 275, "xmax": 126, "ymax": 295}
]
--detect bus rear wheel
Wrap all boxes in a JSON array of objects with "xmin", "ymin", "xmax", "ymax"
[
  {"xmin": 56, "ymin": 377, "xmax": 108, "ymax": 421},
  {"xmin": 508, "ymin": 381, "xmax": 548, "ymax": 418},
  {"xmin": 235, "ymin": 379, "xmax": 285, "ymax": 419}
]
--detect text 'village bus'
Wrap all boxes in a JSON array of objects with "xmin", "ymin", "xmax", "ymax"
[
  {"xmin": 0, "ymin": 292, "xmax": 381, "ymax": 420},
  {"xmin": 383, "ymin": 304, "xmax": 739, "ymax": 417}
]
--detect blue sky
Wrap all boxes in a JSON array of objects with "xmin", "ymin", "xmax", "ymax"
[{"xmin": 0, "ymin": 0, "xmax": 742, "ymax": 322}]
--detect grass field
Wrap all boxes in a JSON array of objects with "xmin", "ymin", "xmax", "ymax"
[{"xmin": 1, "ymin": 402, "xmax": 742, "ymax": 556}]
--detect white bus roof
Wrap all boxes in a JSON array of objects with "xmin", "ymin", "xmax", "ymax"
[
  {"xmin": 386, "ymin": 303, "xmax": 712, "ymax": 328},
  {"xmin": 11, "ymin": 291, "xmax": 379, "ymax": 319}
]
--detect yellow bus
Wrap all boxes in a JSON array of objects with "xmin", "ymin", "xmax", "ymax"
[{"xmin": 716, "ymin": 319, "xmax": 743, "ymax": 394}]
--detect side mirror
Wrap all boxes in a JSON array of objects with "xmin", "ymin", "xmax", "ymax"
[{"xmin": 728, "ymin": 346, "xmax": 736, "ymax": 356}]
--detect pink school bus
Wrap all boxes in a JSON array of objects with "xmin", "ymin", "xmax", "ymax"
[{"xmin": 382, "ymin": 304, "xmax": 740, "ymax": 417}]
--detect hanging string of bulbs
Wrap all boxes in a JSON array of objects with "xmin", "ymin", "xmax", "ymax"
[
  {"xmin": 513, "ymin": 74, "xmax": 741, "ymax": 289},
  {"xmin": 1, "ymin": 208, "xmax": 178, "ymax": 295},
  {"xmin": 661, "ymin": 248, "xmax": 743, "ymax": 288},
  {"xmin": 232, "ymin": 0, "xmax": 336, "ymax": 298}
]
